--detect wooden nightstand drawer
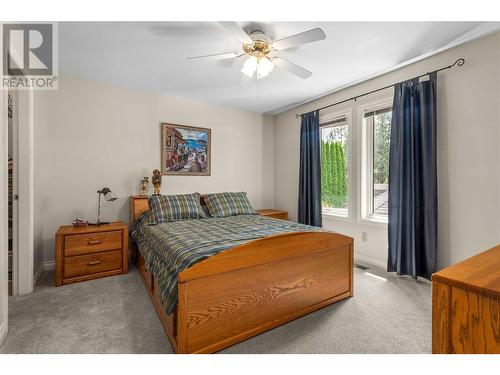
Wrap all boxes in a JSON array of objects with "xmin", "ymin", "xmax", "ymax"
[
  {"xmin": 64, "ymin": 250, "xmax": 122, "ymax": 279},
  {"xmin": 64, "ymin": 230, "xmax": 122, "ymax": 256}
]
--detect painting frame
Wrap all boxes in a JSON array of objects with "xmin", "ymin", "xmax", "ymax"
[{"xmin": 160, "ymin": 122, "xmax": 211, "ymax": 176}]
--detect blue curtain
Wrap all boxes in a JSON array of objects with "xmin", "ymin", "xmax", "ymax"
[
  {"xmin": 388, "ymin": 72, "xmax": 438, "ymax": 279},
  {"xmin": 298, "ymin": 111, "xmax": 322, "ymax": 227}
]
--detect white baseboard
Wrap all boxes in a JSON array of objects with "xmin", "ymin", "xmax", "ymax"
[
  {"xmin": 33, "ymin": 264, "xmax": 44, "ymax": 286},
  {"xmin": 33, "ymin": 261, "xmax": 55, "ymax": 286},
  {"xmin": 0, "ymin": 321, "xmax": 7, "ymax": 347},
  {"xmin": 354, "ymin": 253, "xmax": 387, "ymax": 270},
  {"xmin": 42, "ymin": 260, "xmax": 55, "ymax": 271}
]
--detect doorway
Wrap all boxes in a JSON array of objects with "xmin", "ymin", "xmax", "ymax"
[{"xmin": 6, "ymin": 88, "xmax": 34, "ymax": 297}]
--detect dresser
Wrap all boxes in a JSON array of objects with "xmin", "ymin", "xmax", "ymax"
[
  {"xmin": 432, "ymin": 245, "xmax": 500, "ymax": 353},
  {"xmin": 257, "ymin": 209, "xmax": 288, "ymax": 220},
  {"xmin": 55, "ymin": 222, "xmax": 128, "ymax": 286}
]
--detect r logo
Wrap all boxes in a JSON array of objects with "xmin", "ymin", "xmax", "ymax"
[{"xmin": 3, "ymin": 23, "xmax": 53, "ymax": 75}]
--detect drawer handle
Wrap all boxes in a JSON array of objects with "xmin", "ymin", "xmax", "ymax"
[
  {"xmin": 87, "ymin": 240, "xmax": 102, "ymax": 245},
  {"xmin": 88, "ymin": 260, "xmax": 101, "ymax": 265}
]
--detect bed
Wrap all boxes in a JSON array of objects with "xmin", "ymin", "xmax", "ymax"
[{"xmin": 130, "ymin": 195, "xmax": 354, "ymax": 353}]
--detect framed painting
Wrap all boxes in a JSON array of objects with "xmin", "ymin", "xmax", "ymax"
[{"xmin": 160, "ymin": 123, "xmax": 211, "ymax": 176}]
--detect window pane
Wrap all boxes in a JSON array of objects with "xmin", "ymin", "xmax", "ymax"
[
  {"xmin": 321, "ymin": 124, "xmax": 348, "ymax": 212},
  {"xmin": 372, "ymin": 112, "xmax": 391, "ymax": 215}
]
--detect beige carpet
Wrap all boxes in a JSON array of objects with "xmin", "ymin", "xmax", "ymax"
[{"xmin": 0, "ymin": 265, "xmax": 431, "ymax": 354}]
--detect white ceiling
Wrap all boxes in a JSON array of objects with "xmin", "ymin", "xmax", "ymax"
[{"xmin": 59, "ymin": 22, "xmax": 500, "ymax": 114}]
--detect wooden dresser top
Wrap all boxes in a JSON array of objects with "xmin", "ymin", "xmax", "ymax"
[
  {"xmin": 56, "ymin": 221, "xmax": 127, "ymax": 236},
  {"xmin": 256, "ymin": 209, "xmax": 287, "ymax": 215},
  {"xmin": 432, "ymin": 244, "xmax": 500, "ymax": 299}
]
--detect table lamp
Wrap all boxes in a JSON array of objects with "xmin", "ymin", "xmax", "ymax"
[{"xmin": 90, "ymin": 187, "xmax": 117, "ymax": 226}]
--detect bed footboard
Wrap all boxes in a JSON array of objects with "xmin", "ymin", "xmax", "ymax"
[{"xmin": 176, "ymin": 231, "xmax": 353, "ymax": 353}]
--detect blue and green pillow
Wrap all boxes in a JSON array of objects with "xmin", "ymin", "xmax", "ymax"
[
  {"xmin": 204, "ymin": 192, "xmax": 257, "ymax": 218},
  {"xmin": 148, "ymin": 193, "xmax": 206, "ymax": 224}
]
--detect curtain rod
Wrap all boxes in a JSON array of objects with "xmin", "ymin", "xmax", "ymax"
[{"xmin": 295, "ymin": 58, "xmax": 465, "ymax": 119}]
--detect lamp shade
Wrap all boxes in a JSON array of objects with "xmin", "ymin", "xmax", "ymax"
[
  {"xmin": 98, "ymin": 187, "xmax": 118, "ymax": 201},
  {"xmin": 257, "ymin": 57, "xmax": 274, "ymax": 78},
  {"xmin": 241, "ymin": 56, "xmax": 274, "ymax": 79},
  {"xmin": 241, "ymin": 56, "xmax": 257, "ymax": 78}
]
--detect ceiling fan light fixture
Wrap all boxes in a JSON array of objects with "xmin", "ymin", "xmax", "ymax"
[
  {"xmin": 190, "ymin": 23, "xmax": 325, "ymax": 80},
  {"xmin": 256, "ymin": 57, "xmax": 274, "ymax": 78},
  {"xmin": 241, "ymin": 56, "xmax": 257, "ymax": 78},
  {"xmin": 242, "ymin": 56, "xmax": 274, "ymax": 79}
]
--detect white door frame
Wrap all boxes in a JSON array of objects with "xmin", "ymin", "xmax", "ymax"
[{"xmin": 15, "ymin": 89, "xmax": 34, "ymax": 295}]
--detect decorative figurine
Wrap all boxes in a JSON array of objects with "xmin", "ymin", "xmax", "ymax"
[
  {"xmin": 140, "ymin": 176, "xmax": 149, "ymax": 196},
  {"xmin": 152, "ymin": 169, "xmax": 162, "ymax": 195},
  {"xmin": 72, "ymin": 218, "xmax": 88, "ymax": 228}
]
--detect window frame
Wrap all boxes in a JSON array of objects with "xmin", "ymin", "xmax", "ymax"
[
  {"xmin": 319, "ymin": 108, "xmax": 353, "ymax": 221},
  {"xmin": 358, "ymin": 98, "xmax": 392, "ymax": 225}
]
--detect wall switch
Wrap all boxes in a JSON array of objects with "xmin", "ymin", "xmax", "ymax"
[{"xmin": 362, "ymin": 232, "xmax": 368, "ymax": 241}]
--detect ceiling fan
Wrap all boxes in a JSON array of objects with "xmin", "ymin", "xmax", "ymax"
[{"xmin": 187, "ymin": 22, "xmax": 326, "ymax": 79}]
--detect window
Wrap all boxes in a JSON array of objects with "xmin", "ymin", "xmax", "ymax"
[
  {"xmin": 361, "ymin": 104, "xmax": 392, "ymax": 222},
  {"xmin": 320, "ymin": 114, "xmax": 349, "ymax": 217}
]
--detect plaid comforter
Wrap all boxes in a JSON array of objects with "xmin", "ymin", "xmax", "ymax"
[{"xmin": 131, "ymin": 214, "xmax": 320, "ymax": 314}]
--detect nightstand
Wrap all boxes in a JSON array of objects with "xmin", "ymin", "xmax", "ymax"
[
  {"xmin": 55, "ymin": 221, "xmax": 128, "ymax": 286},
  {"xmin": 257, "ymin": 209, "xmax": 289, "ymax": 220}
]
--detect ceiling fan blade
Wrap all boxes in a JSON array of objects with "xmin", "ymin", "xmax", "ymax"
[
  {"xmin": 217, "ymin": 53, "xmax": 246, "ymax": 68},
  {"xmin": 272, "ymin": 28, "xmax": 326, "ymax": 51},
  {"xmin": 273, "ymin": 56, "xmax": 312, "ymax": 79},
  {"xmin": 187, "ymin": 52, "xmax": 241, "ymax": 61},
  {"xmin": 219, "ymin": 22, "xmax": 253, "ymax": 45}
]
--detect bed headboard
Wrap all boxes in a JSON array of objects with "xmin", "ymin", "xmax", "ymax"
[
  {"xmin": 129, "ymin": 195, "xmax": 207, "ymax": 225},
  {"xmin": 130, "ymin": 196, "xmax": 149, "ymax": 225}
]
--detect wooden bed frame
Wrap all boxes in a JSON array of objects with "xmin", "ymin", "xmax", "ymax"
[{"xmin": 130, "ymin": 195, "xmax": 354, "ymax": 353}]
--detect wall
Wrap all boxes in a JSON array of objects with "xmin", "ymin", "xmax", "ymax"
[
  {"xmin": 274, "ymin": 31, "xmax": 500, "ymax": 270},
  {"xmin": 34, "ymin": 76, "xmax": 274, "ymax": 264}
]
